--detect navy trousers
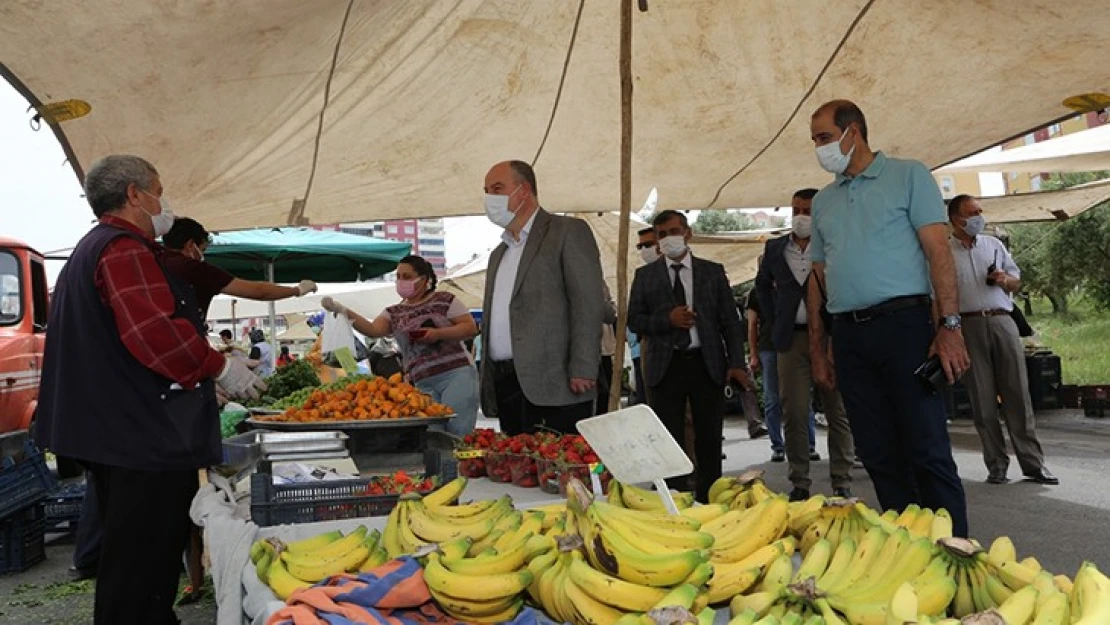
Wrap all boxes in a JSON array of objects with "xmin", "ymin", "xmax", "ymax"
[{"xmin": 832, "ymin": 304, "xmax": 969, "ymax": 537}]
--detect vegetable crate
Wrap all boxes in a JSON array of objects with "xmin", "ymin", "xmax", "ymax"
[
  {"xmin": 0, "ymin": 443, "xmax": 54, "ymax": 521},
  {"xmin": 43, "ymin": 482, "xmax": 87, "ymax": 533},
  {"xmin": 0, "ymin": 502, "xmax": 46, "ymax": 575},
  {"xmin": 250, "ymin": 472, "xmax": 434, "ymax": 527}
]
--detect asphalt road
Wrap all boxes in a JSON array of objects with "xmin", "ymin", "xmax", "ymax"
[{"xmin": 1, "ymin": 409, "xmax": 1106, "ymax": 624}]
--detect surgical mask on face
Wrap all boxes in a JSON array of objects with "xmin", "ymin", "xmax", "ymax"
[
  {"xmin": 396, "ymin": 277, "xmax": 423, "ymax": 299},
  {"xmin": 190, "ymin": 242, "xmax": 205, "ymax": 262},
  {"xmin": 792, "ymin": 215, "xmax": 812, "ymax": 239},
  {"xmin": 658, "ymin": 235, "xmax": 688, "ymax": 260},
  {"xmin": 483, "ymin": 185, "xmax": 521, "ymax": 228},
  {"xmin": 639, "ymin": 245, "xmax": 660, "ymax": 265},
  {"xmin": 815, "ymin": 128, "xmax": 855, "ymax": 175},
  {"xmin": 962, "ymin": 215, "xmax": 986, "ymax": 238},
  {"xmin": 141, "ymin": 189, "xmax": 176, "ymax": 238}
]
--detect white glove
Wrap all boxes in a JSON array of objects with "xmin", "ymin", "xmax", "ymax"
[
  {"xmin": 297, "ymin": 279, "xmax": 318, "ymax": 296},
  {"xmin": 215, "ymin": 356, "xmax": 267, "ymax": 401},
  {"xmin": 320, "ymin": 296, "xmax": 348, "ymax": 317}
]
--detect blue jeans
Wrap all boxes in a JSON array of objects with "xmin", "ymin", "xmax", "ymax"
[
  {"xmin": 760, "ymin": 350, "xmax": 816, "ymax": 453},
  {"xmin": 416, "ymin": 365, "xmax": 479, "ymax": 437},
  {"xmin": 832, "ymin": 304, "xmax": 968, "ymax": 537}
]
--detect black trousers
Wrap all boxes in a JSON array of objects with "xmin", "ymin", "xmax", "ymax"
[
  {"xmin": 649, "ymin": 350, "xmax": 725, "ymax": 502},
  {"xmin": 832, "ymin": 304, "xmax": 969, "ymax": 537},
  {"xmin": 490, "ymin": 361, "xmax": 594, "ymax": 435},
  {"xmin": 89, "ymin": 464, "xmax": 198, "ymax": 625},
  {"xmin": 595, "ymin": 355, "xmax": 615, "ymax": 416},
  {"xmin": 73, "ymin": 470, "xmax": 102, "ymax": 571}
]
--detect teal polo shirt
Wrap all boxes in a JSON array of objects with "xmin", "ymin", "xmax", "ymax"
[{"xmin": 810, "ymin": 151, "xmax": 946, "ymax": 314}]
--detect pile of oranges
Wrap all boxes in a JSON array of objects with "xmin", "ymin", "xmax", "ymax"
[{"xmin": 260, "ymin": 373, "xmax": 453, "ymax": 423}]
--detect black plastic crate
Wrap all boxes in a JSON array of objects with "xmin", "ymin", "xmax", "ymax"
[
  {"xmin": 0, "ymin": 444, "xmax": 54, "ymax": 521},
  {"xmin": 43, "ymin": 482, "xmax": 86, "ymax": 532},
  {"xmin": 0, "ymin": 502, "xmax": 46, "ymax": 575},
  {"xmin": 250, "ymin": 473, "xmax": 405, "ymax": 527}
]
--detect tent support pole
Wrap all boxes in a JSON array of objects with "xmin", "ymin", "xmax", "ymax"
[
  {"xmin": 267, "ymin": 262, "xmax": 279, "ymax": 369},
  {"xmin": 609, "ymin": 0, "xmax": 633, "ymax": 412}
]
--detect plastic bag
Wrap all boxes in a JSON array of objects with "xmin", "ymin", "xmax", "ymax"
[{"xmin": 320, "ymin": 311, "xmax": 356, "ymax": 355}]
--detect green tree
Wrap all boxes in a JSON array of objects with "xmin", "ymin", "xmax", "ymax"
[{"xmin": 693, "ymin": 210, "xmax": 758, "ymax": 234}]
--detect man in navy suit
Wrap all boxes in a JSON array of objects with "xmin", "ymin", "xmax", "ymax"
[
  {"xmin": 629, "ymin": 210, "xmax": 751, "ymax": 502},
  {"xmin": 756, "ymin": 189, "xmax": 855, "ymax": 501}
]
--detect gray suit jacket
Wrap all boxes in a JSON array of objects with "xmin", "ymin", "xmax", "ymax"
[
  {"xmin": 480, "ymin": 209, "xmax": 605, "ymax": 412},
  {"xmin": 628, "ymin": 254, "xmax": 745, "ymax": 388},
  {"xmin": 755, "ymin": 235, "xmax": 809, "ymax": 352}
]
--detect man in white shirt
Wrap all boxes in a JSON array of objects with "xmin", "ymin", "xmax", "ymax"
[
  {"xmin": 755, "ymin": 189, "xmax": 854, "ymax": 501},
  {"xmin": 947, "ymin": 195, "xmax": 1057, "ymax": 485},
  {"xmin": 480, "ymin": 160, "xmax": 606, "ymax": 434}
]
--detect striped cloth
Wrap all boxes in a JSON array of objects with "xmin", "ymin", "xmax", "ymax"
[{"xmin": 266, "ymin": 556, "xmax": 558, "ymax": 625}]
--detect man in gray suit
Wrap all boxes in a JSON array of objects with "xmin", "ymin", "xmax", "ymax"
[
  {"xmin": 629, "ymin": 210, "xmax": 751, "ymax": 502},
  {"xmin": 756, "ymin": 188, "xmax": 854, "ymax": 501},
  {"xmin": 480, "ymin": 160, "xmax": 605, "ymax": 435}
]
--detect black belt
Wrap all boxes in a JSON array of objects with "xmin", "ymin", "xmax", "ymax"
[
  {"xmin": 832, "ymin": 295, "xmax": 931, "ymax": 324},
  {"xmin": 672, "ymin": 348, "xmax": 702, "ymax": 359}
]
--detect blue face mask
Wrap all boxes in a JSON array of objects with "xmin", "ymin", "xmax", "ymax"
[{"xmin": 963, "ymin": 215, "xmax": 986, "ymax": 238}]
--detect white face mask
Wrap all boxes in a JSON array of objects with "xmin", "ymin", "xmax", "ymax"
[
  {"xmin": 483, "ymin": 185, "xmax": 521, "ymax": 228},
  {"xmin": 815, "ymin": 128, "xmax": 855, "ymax": 175},
  {"xmin": 141, "ymin": 189, "xmax": 176, "ymax": 238},
  {"xmin": 639, "ymin": 245, "xmax": 660, "ymax": 265},
  {"xmin": 962, "ymin": 215, "xmax": 986, "ymax": 238},
  {"xmin": 792, "ymin": 215, "xmax": 812, "ymax": 239},
  {"xmin": 658, "ymin": 235, "xmax": 688, "ymax": 260}
]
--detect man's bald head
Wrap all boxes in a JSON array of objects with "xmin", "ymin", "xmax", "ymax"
[
  {"xmin": 485, "ymin": 160, "xmax": 537, "ymax": 199},
  {"xmin": 811, "ymin": 99, "xmax": 869, "ymax": 144}
]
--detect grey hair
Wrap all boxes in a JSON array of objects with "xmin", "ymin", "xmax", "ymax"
[{"xmin": 84, "ymin": 155, "xmax": 159, "ymax": 217}]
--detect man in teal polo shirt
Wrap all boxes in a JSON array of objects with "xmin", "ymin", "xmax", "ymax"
[{"xmin": 804, "ymin": 99, "xmax": 971, "ymax": 537}]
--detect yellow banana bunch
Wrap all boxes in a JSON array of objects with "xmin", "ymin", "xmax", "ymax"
[
  {"xmin": 421, "ymin": 475, "xmax": 468, "ymax": 508},
  {"xmin": 423, "ymin": 551, "xmax": 532, "ymax": 622},
  {"xmin": 709, "ymin": 495, "xmax": 791, "ymax": 564},
  {"xmin": 1071, "ymin": 562, "xmax": 1110, "ymax": 625},
  {"xmin": 609, "ymin": 479, "xmax": 696, "ymax": 511},
  {"xmin": 788, "ymin": 495, "xmax": 828, "ymax": 537},
  {"xmin": 257, "ymin": 525, "xmax": 393, "ymax": 599}
]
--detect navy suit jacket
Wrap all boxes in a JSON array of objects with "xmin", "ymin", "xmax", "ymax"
[{"xmin": 755, "ymin": 235, "xmax": 811, "ymax": 352}]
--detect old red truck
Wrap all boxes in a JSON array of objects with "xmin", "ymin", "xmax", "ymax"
[{"xmin": 0, "ymin": 237, "xmax": 50, "ymax": 434}]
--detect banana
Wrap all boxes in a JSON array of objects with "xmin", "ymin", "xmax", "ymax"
[
  {"xmin": 817, "ymin": 537, "xmax": 856, "ymax": 591},
  {"xmin": 598, "ymin": 501, "xmax": 703, "ymax": 530},
  {"xmin": 824, "ymin": 517, "xmax": 846, "ymax": 552},
  {"xmin": 468, "ymin": 529, "xmax": 506, "ymax": 557},
  {"xmin": 759, "ymin": 553, "xmax": 795, "ymax": 594},
  {"xmin": 428, "ymin": 495, "xmax": 513, "ymax": 522},
  {"xmin": 358, "ymin": 546, "xmax": 389, "ymax": 572},
  {"xmin": 788, "ymin": 496, "xmax": 827, "ymax": 536},
  {"xmin": 706, "ymin": 564, "xmax": 761, "ymax": 604},
  {"xmin": 579, "ymin": 514, "xmax": 708, "ymax": 587},
  {"xmin": 382, "ymin": 503, "xmax": 407, "ymax": 558},
  {"xmin": 995, "ymin": 559, "xmax": 1040, "ymax": 591},
  {"xmin": 801, "ymin": 516, "xmax": 831, "ymax": 555},
  {"xmin": 566, "ymin": 550, "xmax": 668, "ymax": 611},
  {"xmin": 396, "ymin": 503, "xmax": 430, "ymax": 555},
  {"xmin": 953, "ymin": 564, "xmax": 976, "ymax": 618},
  {"xmin": 1032, "ymin": 588, "xmax": 1070, "ymax": 625},
  {"xmin": 911, "ymin": 558, "xmax": 958, "ymax": 616},
  {"xmin": 729, "ymin": 609, "xmax": 760, "ymax": 625},
  {"xmin": 716, "ymin": 487, "xmax": 742, "ymax": 506},
  {"xmin": 526, "ymin": 549, "xmax": 558, "ymax": 603},
  {"xmin": 1072, "ymin": 562, "xmax": 1110, "ymax": 625},
  {"xmin": 683, "ymin": 561, "xmax": 715, "ymax": 587},
  {"xmin": 281, "ymin": 542, "xmax": 370, "ymax": 582},
  {"xmin": 968, "ymin": 560, "xmax": 995, "ymax": 613},
  {"xmin": 422, "ymin": 476, "xmax": 467, "ymax": 508},
  {"xmin": 835, "ymin": 536, "xmax": 934, "ymax": 606},
  {"xmin": 407, "ymin": 501, "xmax": 495, "ymax": 543},
  {"xmin": 794, "ymin": 538, "xmax": 832, "ymax": 584},
  {"xmin": 1021, "ymin": 556, "xmax": 1043, "ymax": 574},
  {"xmin": 431, "ymin": 589, "xmax": 523, "ymax": 623},
  {"xmin": 715, "ymin": 540, "xmax": 786, "ymax": 576},
  {"xmin": 438, "ymin": 536, "xmax": 473, "ymax": 562},
  {"xmin": 821, "ymin": 526, "xmax": 887, "ymax": 596},
  {"xmin": 592, "ymin": 505, "xmax": 714, "ymax": 551},
  {"xmin": 815, "ymin": 598, "xmax": 850, "ymax": 625},
  {"xmin": 299, "ymin": 525, "xmax": 367, "ymax": 559},
  {"xmin": 496, "ymin": 512, "xmax": 545, "ymax": 552},
  {"xmin": 730, "ymin": 590, "xmax": 784, "ymax": 619},
  {"xmin": 250, "ymin": 539, "xmax": 268, "ymax": 564},
  {"xmin": 254, "ymin": 542, "xmax": 275, "ymax": 584},
  {"xmin": 651, "ymin": 582, "xmax": 701, "ymax": 610},
  {"xmin": 267, "ymin": 557, "xmax": 311, "ymax": 600},
  {"xmin": 525, "ymin": 533, "xmax": 556, "ymax": 561},
  {"xmin": 1052, "ymin": 575, "xmax": 1073, "ymax": 595},
  {"xmin": 984, "ymin": 569, "xmax": 1015, "ymax": 607},
  {"xmin": 563, "ymin": 571, "xmax": 626, "ymax": 625},
  {"xmin": 282, "ymin": 530, "xmax": 344, "ymax": 555},
  {"xmin": 618, "ymin": 480, "xmax": 695, "ymax": 511},
  {"xmin": 995, "ymin": 585, "xmax": 1038, "ymax": 625},
  {"xmin": 708, "ymin": 477, "xmax": 738, "ymax": 504},
  {"xmin": 681, "ymin": 503, "xmax": 730, "ymax": 524},
  {"xmin": 929, "ymin": 509, "xmax": 953, "ymax": 542},
  {"xmin": 443, "ymin": 532, "xmax": 532, "ymax": 576},
  {"xmin": 697, "ymin": 608, "xmax": 716, "ymax": 625},
  {"xmin": 988, "ymin": 536, "xmax": 1018, "ymax": 566},
  {"xmin": 893, "ymin": 504, "xmax": 921, "ymax": 530},
  {"xmin": 909, "ymin": 508, "xmax": 935, "ymax": 540},
  {"xmin": 711, "ymin": 496, "xmax": 791, "ymax": 563},
  {"xmin": 536, "ymin": 552, "xmax": 567, "ymax": 621},
  {"xmin": 887, "ymin": 582, "xmax": 918, "ymax": 625},
  {"xmin": 423, "ymin": 552, "xmax": 532, "ymax": 602}
]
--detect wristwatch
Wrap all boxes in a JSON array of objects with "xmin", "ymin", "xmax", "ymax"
[{"xmin": 940, "ymin": 314, "xmax": 962, "ymax": 331}]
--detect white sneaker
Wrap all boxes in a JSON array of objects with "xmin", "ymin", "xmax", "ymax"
[{"xmin": 814, "ymin": 412, "xmax": 828, "ymax": 428}]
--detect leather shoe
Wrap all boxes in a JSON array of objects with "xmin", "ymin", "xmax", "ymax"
[
  {"xmin": 69, "ymin": 565, "xmax": 97, "ymax": 581},
  {"xmin": 809, "ymin": 450, "xmax": 821, "ymax": 461},
  {"xmin": 986, "ymin": 471, "xmax": 1010, "ymax": 484},
  {"xmin": 750, "ymin": 425, "xmax": 769, "ymax": 440},
  {"xmin": 788, "ymin": 487, "xmax": 810, "ymax": 502},
  {"xmin": 1023, "ymin": 468, "xmax": 1059, "ymax": 485},
  {"xmin": 832, "ymin": 487, "xmax": 852, "ymax": 499},
  {"xmin": 771, "ymin": 450, "xmax": 785, "ymax": 463}
]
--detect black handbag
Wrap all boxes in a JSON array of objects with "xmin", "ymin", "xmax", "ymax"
[{"xmin": 1009, "ymin": 305, "xmax": 1035, "ymax": 338}]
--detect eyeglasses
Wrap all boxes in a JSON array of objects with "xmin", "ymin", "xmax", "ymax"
[{"xmin": 635, "ymin": 242, "xmax": 656, "ymax": 250}]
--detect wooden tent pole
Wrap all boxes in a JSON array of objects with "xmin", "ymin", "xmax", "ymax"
[{"xmin": 609, "ymin": 0, "xmax": 634, "ymax": 412}]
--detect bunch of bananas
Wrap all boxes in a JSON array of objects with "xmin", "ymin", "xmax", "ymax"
[
  {"xmin": 608, "ymin": 479, "xmax": 696, "ymax": 511},
  {"xmin": 708, "ymin": 471, "xmax": 777, "ymax": 511},
  {"xmin": 250, "ymin": 525, "xmax": 390, "ymax": 600}
]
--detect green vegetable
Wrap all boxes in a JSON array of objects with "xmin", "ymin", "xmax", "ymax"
[
  {"xmin": 260, "ymin": 360, "xmax": 320, "ymax": 403},
  {"xmin": 269, "ymin": 374, "xmax": 377, "ymax": 410}
]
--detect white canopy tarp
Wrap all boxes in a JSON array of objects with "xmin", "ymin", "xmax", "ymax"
[
  {"xmin": 206, "ymin": 282, "xmax": 399, "ymax": 321},
  {"xmin": 3, "ymin": 1, "xmax": 1109, "ymax": 228},
  {"xmin": 979, "ymin": 180, "xmax": 1110, "ymax": 223},
  {"xmin": 940, "ymin": 125, "xmax": 1110, "ymax": 175}
]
